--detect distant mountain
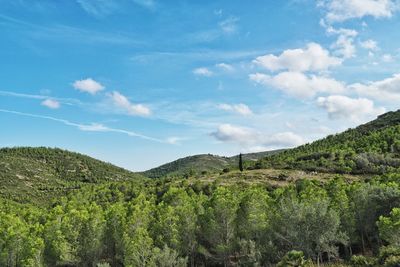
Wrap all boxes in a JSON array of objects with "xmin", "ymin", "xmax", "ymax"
[
  {"xmin": 255, "ymin": 110, "xmax": 400, "ymax": 174},
  {"xmin": 143, "ymin": 150, "xmax": 284, "ymax": 178},
  {"xmin": 0, "ymin": 147, "xmax": 143, "ymax": 204}
]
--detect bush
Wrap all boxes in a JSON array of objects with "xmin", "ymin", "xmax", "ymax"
[
  {"xmin": 277, "ymin": 250, "xmax": 311, "ymax": 267},
  {"xmin": 379, "ymin": 246, "xmax": 400, "ymax": 266},
  {"xmin": 383, "ymin": 255, "xmax": 400, "ymax": 267},
  {"xmin": 350, "ymin": 255, "xmax": 375, "ymax": 267}
]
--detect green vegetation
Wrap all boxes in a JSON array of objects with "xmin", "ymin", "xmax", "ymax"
[
  {"xmin": 0, "ymin": 147, "xmax": 144, "ymax": 204},
  {"xmin": 1, "ymin": 174, "xmax": 399, "ymax": 266},
  {"xmin": 255, "ymin": 110, "xmax": 400, "ymax": 174},
  {"xmin": 143, "ymin": 150, "xmax": 284, "ymax": 178},
  {"xmin": 2, "ymin": 111, "xmax": 400, "ymax": 266}
]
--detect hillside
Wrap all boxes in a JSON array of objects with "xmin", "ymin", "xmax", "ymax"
[
  {"xmin": 255, "ymin": 110, "xmax": 400, "ymax": 174},
  {"xmin": 143, "ymin": 150, "xmax": 284, "ymax": 178},
  {"xmin": 0, "ymin": 147, "xmax": 144, "ymax": 204}
]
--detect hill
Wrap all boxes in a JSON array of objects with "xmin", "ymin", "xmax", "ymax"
[
  {"xmin": 143, "ymin": 150, "xmax": 284, "ymax": 178},
  {"xmin": 255, "ymin": 110, "xmax": 400, "ymax": 174},
  {"xmin": 0, "ymin": 147, "xmax": 144, "ymax": 204}
]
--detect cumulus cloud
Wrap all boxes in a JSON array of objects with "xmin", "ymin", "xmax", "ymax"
[
  {"xmin": 108, "ymin": 91, "xmax": 151, "ymax": 116},
  {"xmin": 317, "ymin": 95, "xmax": 385, "ymax": 122},
  {"xmin": 325, "ymin": 26, "xmax": 358, "ymax": 58},
  {"xmin": 41, "ymin": 99, "xmax": 60, "ymax": 109},
  {"xmin": 73, "ymin": 78, "xmax": 104, "ymax": 94},
  {"xmin": 217, "ymin": 103, "xmax": 253, "ymax": 116},
  {"xmin": 319, "ymin": 0, "xmax": 399, "ymax": 22},
  {"xmin": 193, "ymin": 67, "xmax": 213, "ymax": 77},
  {"xmin": 350, "ymin": 73, "xmax": 400, "ymax": 102},
  {"xmin": 210, "ymin": 124, "xmax": 304, "ymax": 149},
  {"xmin": 253, "ymin": 42, "xmax": 342, "ymax": 72},
  {"xmin": 249, "ymin": 72, "xmax": 345, "ymax": 99}
]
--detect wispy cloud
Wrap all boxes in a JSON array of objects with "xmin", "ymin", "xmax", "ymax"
[
  {"xmin": 107, "ymin": 91, "xmax": 151, "ymax": 116},
  {"xmin": 76, "ymin": 0, "xmax": 120, "ymax": 17},
  {"xmin": 217, "ymin": 103, "xmax": 253, "ymax": 116},
  {"xmin": 131, "ymin": 0, "xmax": 156, "ymax": 9},
  {"xmin": 0, "ymin": 109, "xmax": 166, "ymax": 143},
  {"xmin": 0, "ymin": 90, "xmax": 82, "ymax": 106},
  {"xmin": 0, "ymin": 14, "xmax": 144, "ymax": 46}
]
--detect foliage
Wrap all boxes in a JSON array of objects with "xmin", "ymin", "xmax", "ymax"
[
  {"xmin": 0, "ymin": 173, "xmax": 399, "ymax": 266},
  {"xmin": 0, "ymin": 147, "xmax": 144, "ymax": 204},
  {"xmin": 255, "ymin": 110, "xmax": 400, "ymax": 174}
]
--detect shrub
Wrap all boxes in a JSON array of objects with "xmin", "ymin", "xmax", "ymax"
[
  {"xmin": 277, "ymin": 250, "xmax": 311, "ymax": 267},
  {"xmin": 350, "ymin": 255, "xmax": 375, "ymax": 267}
]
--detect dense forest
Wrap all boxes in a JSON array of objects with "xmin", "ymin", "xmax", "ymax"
[
  {"xmin": 1, "ymin": 174, "xmax": 400, "ymax": 266},
  {"xmin": 1, "ymin": 111, "xmax": 400, "ymax": 266}
]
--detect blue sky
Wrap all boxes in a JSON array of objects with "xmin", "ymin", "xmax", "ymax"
[{"xmin": 1, "ymin": 0, "xmax": 400, "ymax": 171}]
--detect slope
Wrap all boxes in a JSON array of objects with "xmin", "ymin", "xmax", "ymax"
[
  {"xmin": 143, "ymin": 150, "xmax": 284, "ymax": 178},
  {"xmin": 255, "ymin": 110, "xmax": 400, "ymax": 174},
  {"xmin": 0, "ymin": 147, "xmax": 144, "ymax": 204}
]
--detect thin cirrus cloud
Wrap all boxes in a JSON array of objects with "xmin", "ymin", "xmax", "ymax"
[
  {"xmin": 217, "ymin": 103, "xmax": 253, "ymax": 116},
  {"xmin": 0, "ymin": 108, "xmax": 165, "ymax": 143},
  {"xmin": 317, "ymin": 95, "xmax": 385, "ymax": 123},
  {"xmin": 253, "ymin": 42, "xmax": 342, "ymax": 72},
  {"xmin": 108, "ymin": 91, "xmax": 151, "ymax": 116},
  {"xmin": 210, "ymin": 123, "xmax": 304, "ymax": 149},
  {"xmin": 73, "ymin": 78, "xmax": 105, "ymax": 94},
  {"xmin": 41, "ymin": 99, "xmax": 60, "ymax": 109},
  {"xmin": 318, "ymin": 0, "xmax": 399, "ymax": 22}
]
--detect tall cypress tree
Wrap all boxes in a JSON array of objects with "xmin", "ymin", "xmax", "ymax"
[{"xmin": 239, "ymin": 153, "xmax": 243, "ymax": 172}]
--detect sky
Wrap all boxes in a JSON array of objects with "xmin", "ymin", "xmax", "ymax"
[{"xmin": 1, "ymin": 0, "xmax": 400, "ymax": 171}]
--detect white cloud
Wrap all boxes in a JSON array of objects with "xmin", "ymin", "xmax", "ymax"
[
  {"xmin": 165, "ymin": 137, "xmax": 185, "ymax": 145},
  {"xmin": 360, "ymin": 39, "xmax": 379, "ymax": 50},
  {"xmin": 382, "ymin": 53, "xmax": 394, "ymax": 62},
  {"xmin": 253, "ymin": 42, "xmax": 342, "ymax": 72},
  {"xmin": 73, "ymin": 78, "xmax": 104, "ymax": 95},
  {"xmin": 249, "ymin": 72, "xmax": 345, "ymax": 99},
  {"xmin": 219, "ymin": 16, "xmax": 239, "ymax": 34},
  {"xmin": 41, "ymin": 99, "xmax": 60, "ymax": 109},
  {"xmin": 0, "ymin": 108, "xmax": 163, "ymax": 143},
  {"xmin": 217, "ymin": 103, "xmax": 253, "ymax": 116},
  {"xmin": 109, "ymin": 91, "xmax": 151, "ymax": 116},
  {"xmin": 319, "ymin": 0, "xmax": 399, "ymax": 22},
  {"xmin": 210, "ymin": 124, "xmax": 304, "ymax": 148},
  {"xmin": 317, "ymin": 95, "xmax": 385, "ymax": 122},
  {"xmin": 216, "ymin": 63, "xmax": 234, "ymax": 72},
  {"xmin": 325, "ymin": 26, "xmax": 358, "ymax": 58},
  {"xmin": 193, "ymin": 67, "xmax": 213, "ymax": 77},
  {"xmin": 350, "ymin": 73, "xmax": 400, "ymax": 102}
]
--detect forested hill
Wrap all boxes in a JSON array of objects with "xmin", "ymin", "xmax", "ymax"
[
  {"xmin": 143, "ymin": 150, "xmax": 284, "ymax": 178},
  {"xmin": 255, "ymin": 109, "xmax": 400, "ymax": 174},
  {"xmin": 0, "ymin": 147, "xmax": 143, "ymax": 204}
]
